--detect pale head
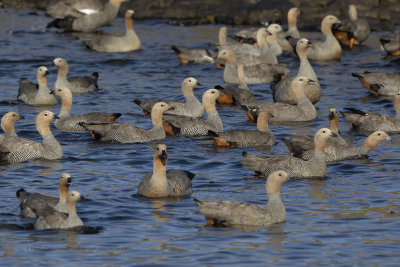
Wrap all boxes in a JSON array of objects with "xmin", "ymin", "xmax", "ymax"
[
  {"xmin": 202, "ymin": 88, "xmax": 220, "ymax": 111},
  {"xmin": 321, "ymin": 15, "xmax": 341, "ymax": 35},
  {"xmin": 53, "ymin": 57, "xmax": 68, "ymax": 69},
  {"xmin": 267, "ymin": 24, "xmax": 283, "ymax": 35},
  {"xmin": 296, "ymin": 38, "xmax": 312, "ymax": 58},
  {"xmin": 1, "ymin": 111, "xmax": 24, "ymax": 135},
  {"xmin": 35, "ymin": 110, "xmax": 58, "ymax": 136},
  {"xmin": 37, "ymin": 66, "xmax": 49, "ymax": 77},
  {"xmin": 363, "ymin": 131, "xmax": 391, "ymax": 151},
  {"xmin": 328, "ymin": 108, "xmax": 339, "ymax": 132},
  {"xmin": 266, "ymin": 170, "xmax": 289, "ymax": 194},
  {"xmin": 217, "ymin": 49, "xmax": 236, "ymax": 64},
  {"xmin": 151, "ymin": 102, "xmax": 173, "ymax": 114},
  {"xmin": 289, "ymin": 76, "xmax": 313, "ymax": 99},
  {"xmin": 59, "ymin": 173, "xmax": 72, "ymax": 187},
  {"xmin": 67, "ymin": 190, "xmax": 83, "ymax": 203},
  {"xmin": 314, "ymin": 127, "xmax": 336, "ymax": 154},
  {"xmin": 182, "ymin": 77, "xmax": 199, "ymax": 91},
  {"xmin": 125, "ymin": 9, "xmax": 134, "ymax": 18},
  {"xmin": 288, "ymin": 7, "xmax": 300, "ymax": 18},
  {"xmin": 53, "ymin": 87, "xmax": 73, "ymax": 99},
  {"xmin": 155, "ymin": 144, "xmax": 168, "ymax": 166}
]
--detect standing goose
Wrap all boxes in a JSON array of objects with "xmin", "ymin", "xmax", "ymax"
[
  {"xmin": 352, "ymin": 72, "xmax": 400, "ymax": 96},
  {"xmin": 241, "ymin": 128, "xmax": 336, "ymax": 178},
  {"xmin": 33, "ymin": 191, "xmax": 84, "ymax": 230},
  {"xmin": 80, "ymin": 102, "xmax": 173, "ymax": 143},
  {"xmin": 18, "ymin": 66, "xmax": 58, "ymax": 106},
  {"xmin": 52, "ymin": 87, "xmax": 121, "ymax": 132},
  {"xmin": 138, "ymin": 144, "xmax": 195, "ymax": 198},
  {"xmin": 208, "ymin": 110, "xmax": 275, "ymax": 148},
  {"xmin": 47, "ymin": 0, "xmax": 128, "ymax": 32},
  {"xmin": 341, "ymin": 91, "xmax": 400, "ymax": 133},
  {"xmin": 242, "ymin": 76, "xmax": 317, "ymax": 123},
  {"xmin": 271, "ymin": 38, "xmax": 321, "ymax": 104},
  {"xmin": 217, "ymin": 49, "xmax": 289, "ymax": 84},
  {"xmin": 306, "ymin": 15, "xmax": 342, "ymax": 61},
  {"xmin": 194, "ymin": 170, "xmax": 289, "ymax": 226},
  {"xmin": 333, "ymin": 4, "xmax": 370, "ymax": 48},
  {"xmin": 134, "ymin": 77, "xmax": 203, "ymax": 118},
  {"xmin": 16, "ymin": 173, "xmax": 72, "ymax": 218},
  {"xmin": 78, "ymin": 9, "xmax": 141, "ymax": 52},
  {"xmin": 0, "ymin": 112, "xmax": 24, "ymax": 137},
  {"xmin": 0, "ymin": 111, "xmax": 63, "ymax": 163},
  {"xmin": 53, "ymin": 57, "xmax": 98, "ymax": 94},
  {"xmin": 284, "ymin": 130, "xmax": 390, "ymax": 162},
  {"xmin": 162, "ymin": 89, "xmax": 223, "ymax": 136}
]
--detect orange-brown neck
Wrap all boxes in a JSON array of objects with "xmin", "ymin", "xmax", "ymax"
[
  {"xmin": 257, "ymin": 111, "xmax": 270, "ymax": 132},
  {"xmin": 329, "ymin": 115, "xmax": 339, "ymax": 132},
  {"xmin": 125, "ymin": 15, "xmax": 133, "ymax": 31},
  {"xmin": 59, "ymin": 183, "xmax": 69, "ymax": 202},
  {"xmin": 37, "ymin": 73, "xmax": 47, "ymax": 88}
]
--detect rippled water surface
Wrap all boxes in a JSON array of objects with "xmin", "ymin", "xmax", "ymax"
[{"xmin": 0, "ymin": 8, "xmax": 399, "ymax": 266}]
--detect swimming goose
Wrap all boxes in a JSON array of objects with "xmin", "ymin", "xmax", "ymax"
[
  {"xmin": 208, "ymin": 110, "xmax": 275, "ymax": 148},
  {"xmin": 78, "ymin": 9, "xmax": 141, "ymax": 52},
  {"xmin": 380, "ymin": 32, "xmax": 400, "ymax": 56},
  {"xmin": 53, "ymin": 58, "xmax": 98, "ymax": 94},
  {"xmin": 306, "ymin": 15, "xmax": 342, "ymax": 61},
  {"xmin": 16, "ymin": 173, "xmax": 72, "ymax": 218},
  {"xmin": 80, "ymin": 102, "xmax": 173, "ymax": 143},
  {"xmin": 46, "ymin": 0, "xmax": 103, "ymax": 19},
  {"xmin": 170, "ymin": 46, "xmax": 217, "ymax": 64},
  {"xmin": 242, "ymin": 128, "xmax": 336, "ymax": 178},
  {"xmin": 284, "ymin": 130, "xmax": 390, "ymax": 162},
  {"xmin": 52, "ymin": 87, "xmax": 121, "ymax": 132},
  {"xmin": 216, "ymin": 64, "xmax": 255, "ymax": 105},
  {"xmin": 134, "ymin": 77, "xmax": 203, "ymax": 118},
  {"xmin": 47, "ymin": 0, "xmax": 128, "ymax": 32},
  {"xmin": 162, "ymin": 89, "xmax": 223, "ymax": 136},
  {"xmin": 18, "ymin": 66, "xmax": 58, "ymax": 106},
  {"xmin": 341, "ymin": 91, "xmax": 400, "ymax": 133},
  {"xmin": 242, "ymin": 76, "xmax": 317, "ymax": 123},
  {"xmin": 34, "ymin": 191, "xmax": 84, "ymax": 230},
  {"xmin": 266, "ymin": 24, "xmax": 283, "ymax": 57},
  {"xmin": 352, "ymin": 72, "xmax": 400, "ymax": 96},
  {"xmin": 1, "ymin": 112, "xmax": 24, "ymax": 137},
  {"xmin": 333, "ymin": 4, "xmax": 370, "ymax": 48},
  {"xmin": 194, "ymin": 170, "xmax": 289, "ymax": 226},
  {"xmin": 138, "ymin": 144, "xmax": 195, "ymax": 198},
  {"xmin": 0, "ymin": 111, "xmax": 63, "ymax": 163},
  {"xmin": 217, "ymin": 49, "xmax": 289, "ymax": 84},
  {"xmin": 277, "ymin": 7, "xmax": 301, "ymax": 52},
  {"xmin": 271, "ymin": 38, "xmax": 321, "ymax": 104}
]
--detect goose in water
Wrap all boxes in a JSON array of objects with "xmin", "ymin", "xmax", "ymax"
[
  {"xmin": 208, "ymin": 110, "xmax": 275, "ymax": 148},
  {"xmin": 47, "ymin": 0, "xmax": 128, "ymax": 32},
  {"xmin": 277, "ymin": 7, "xmax": 301, "ymax": 52},
  {"xmin": 341, "ymin": 91, "xmax": 400, "ymax": 133},
  {"xmin": 53, "ymin": 57, "xmax": 99, "ymax": 94},
  {"xmin": 162, "ymin": 89, "xmax": 223, "ymax": 136},
  {"xmin": 170, "ymin": 45, "xmax": 217, "ymax": 64},
  {"xmin": 52, "ymin": 87, "xmax": 121, "ymax": 132},
  {"xmin": 18, "ymin": 66, "xmax": 58, "ymax": 106},
  {"xmin": 16, "ymin": 173, "xmax": 72, "ymax": 218},
  {"xmin": 242, "ymin": 128, "xmax": 336, "ymax": 178},
  {"xmin": 215, "ymin": 64, "xmax": 255, "ymax": 106},
  {"xmin": 352, "ymin": 71, "xmax": 400, "ymax": 96},
  {"xmin": 271, "ymin": 38, "xmax": 321, "ymax": 104},
  {"xmin": 0, "ymin": 111, "xmax": 63, "ymax": 163},
  {"xmin": 266, "ymin": 24, "xmax": 283, "ymax": 57},
  {"xmin": 333, "ymin": 4, "xmax": 370, "ymax": 48},
  {"xmin": 33, "ymin": 191, "xmax": 84, "ymax": 230},
  {"xmin": 380, "ymin": 32, "xmax": 400, "ymax": 56},
  {"xmin": 46, "ymin": 0, "xmax": 103, "ymax": 19},
  {"xmin": 134, "ymin": 77, "xmax": 203, "ymax": 118},
  {"xmin": 306, "ymin": 15, "xmax": 342, "ymax": 61},
  {"xmin": 80, "ymin": 102, "xmax": 173, "ymax": 143},
  {"xmin": 194, "ymin": 171, "xmax": 289, "ymax": 226},
  {"xmin": 78, "ymin": 9, "xmax": 141, "ymax": 52},
  {"xmin": 283, "ymin": 130, "xmax": 390, "ymax": 162},
  {"xmin": 217, "ymin": 49, "xmax": 289, "ymax": 84},
  {"xmin": 0, "ymin": 112, "xmax": 24, "ymax": 137},
  {"xmin": 138, "ymin": 144, "xmax": 195, "ymax": 198},
  {"xmin": 242, "ymin": 76, "xmax": 317, "ymax": 123}
]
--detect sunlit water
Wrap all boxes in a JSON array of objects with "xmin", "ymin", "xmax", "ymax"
[{"xmin": 0, "ymin": 8, "xmax": 399, "ymax": 266}]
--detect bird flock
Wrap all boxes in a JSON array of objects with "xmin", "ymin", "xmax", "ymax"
[{"xmin": 3, "ymin": 1, "xmax": 400, "ymax": 230}]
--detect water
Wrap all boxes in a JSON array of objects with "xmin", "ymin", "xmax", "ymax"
[{"xmin": 0, "ymin": 8, "xmax": 399, "ymax": 266}]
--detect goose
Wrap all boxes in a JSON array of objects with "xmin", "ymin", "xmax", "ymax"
[
  {"xmin": 16, "ymin": 173, "xmax": 72, "ymax": 218},
  {"xmin": 138, "ymin": 144, "xmax": 195, "ymax": 198},
  {"xmin": 277, "ymin": 7, "xmax": 301, "ymax": 52},
  {"xmin": 0, "ymin": 112, "xmax": 24, "ymax": 137},
  {"xmin": 380, "ymin": 32, "xmax": 400, "ymax": 56},
  {"xmin": 80, "ymin": 102, "xmax": 174, "ymax": 143},
  {"xmin": 241, "ymin": 128, "xmax": 336, "ymax": 178},
  {"xmin": 18, "ymin": 66, "xmax": 58, "ymax": 106},
  {"xmin": 46, "ymin": 0, "xmax": 103, "ymax": 19},
  {"xmin": 352, "ymin": 72, "xmax": 400, "ymax": 96},
  {"xmin": 194, "ymin": 171, "xmax": 289, "ymax": 226}
]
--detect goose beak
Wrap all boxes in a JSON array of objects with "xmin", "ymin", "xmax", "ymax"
[
  {"xmin": 331, "ymin": 132, "xmax": 338, "ymax": 137},
  {"xmin": 328, "ymin": 111, "xmax": 335, "ymax": 120},
  {"xmin": 307, "ymin": 79, "xmax": 315, "ymax": 85},
  {"xmin": 307, "ymin": 41, "xmax": 312, "ymax": 47},
  {"xmin": 53, "ymin": 114, "xmax": 60, "ymax": 120}
]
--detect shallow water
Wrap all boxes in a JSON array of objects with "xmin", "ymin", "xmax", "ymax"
[{"xmin": 0, "ymin": 8, "xmax": 399, "ymax": 266}]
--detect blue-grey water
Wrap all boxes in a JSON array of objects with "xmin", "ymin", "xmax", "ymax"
[{"xmin": 0, "ymin": 8, "xmax": 399, "ymax": 266}]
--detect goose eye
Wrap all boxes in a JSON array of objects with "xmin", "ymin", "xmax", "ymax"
[
  {"xmin": 323, "ymin": 130, "xmax": 326, "ymax": 133},
  {"xmin": 188, "ymin": 79, "xmax": 192, "ymax": 82},
  {"xmin": 300, "ymin": 78, "xmax": 303, "ymax": 81},
  {"xmin": 378, "ymin": 133, "xmax": 381, "ymax": 136},
  {"xmin": 44, "ymin": 113, "xmax": 48, "ymax": 116},
  {"xmin": 279, "ymin": 173, "xmax": 282, "ymax": 176}
]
